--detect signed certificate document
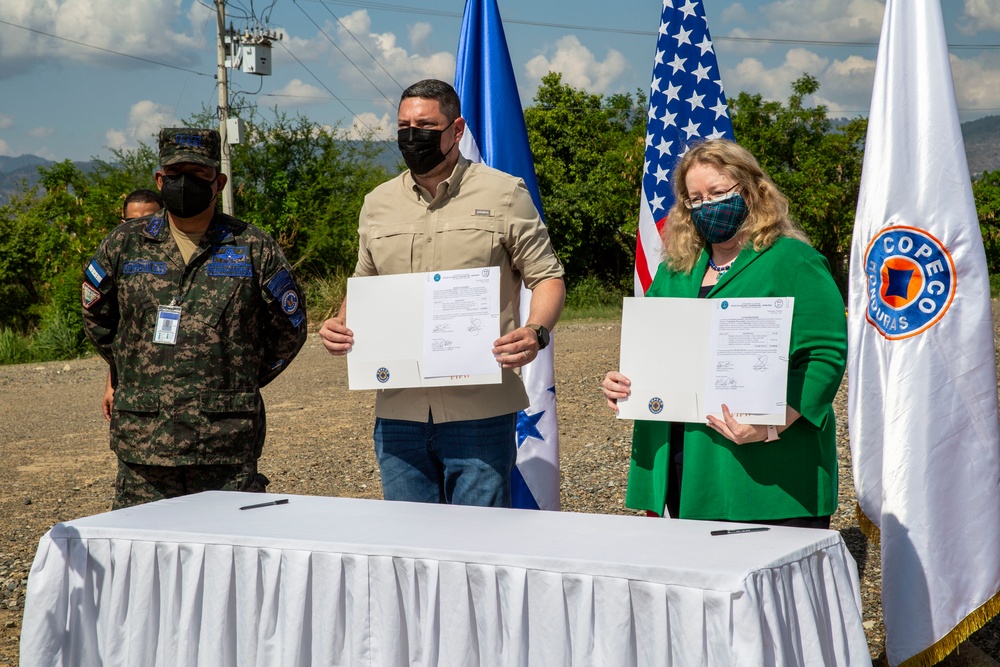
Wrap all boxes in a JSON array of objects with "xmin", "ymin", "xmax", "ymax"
[
  {"xmin": 617, "ymin": 297, "xmax": 793, "ymax": 425},
  {"xmin": 345, "ymin": 268, "xmax": 502, "ymax": 390},
  {"xmin": 421, "ymin": 267, "xmax": 501, "ymax": 378}
]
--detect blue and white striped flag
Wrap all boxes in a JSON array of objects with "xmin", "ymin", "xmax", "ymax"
[{"xmin": 455, "ymin": 0, "xmax": 559, "ymax": 510}]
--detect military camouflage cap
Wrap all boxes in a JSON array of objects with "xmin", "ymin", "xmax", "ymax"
[{"xmin": 158, "ymin": 128, "xmax": 221, "ymax": 168}]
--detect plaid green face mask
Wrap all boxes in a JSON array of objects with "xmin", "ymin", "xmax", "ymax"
[{"xmin": 690, "ymin": 191, "xmax": 748, "ymax": 244}]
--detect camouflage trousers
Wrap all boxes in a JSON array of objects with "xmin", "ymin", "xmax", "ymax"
[{"xmin": 113, "ymin": 458, "xmax": 269, "ymax": 510}]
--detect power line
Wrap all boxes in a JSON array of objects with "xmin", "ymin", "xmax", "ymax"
[
  {"xmin": 275, "ymin": 39, "xmax": 398, "ymax": 148},
  {"xmin": 291, "ymin": 0, "xmax": 399, "ymax": 108},
  {"xmin": 0, "ymin": 18, "xmax": 215, "ymax": 76},
  {"xmin": 313, "ymin": 0, "xmax": 405, "ymax": 91},
  {"xmin": 307, "ymin": 0, "xmax": 1000, "ymax": 49}
]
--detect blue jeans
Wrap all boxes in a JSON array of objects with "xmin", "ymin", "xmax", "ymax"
[{"xmin": 373, "ymin": 413, "xmax": 517, "ymax": 507}]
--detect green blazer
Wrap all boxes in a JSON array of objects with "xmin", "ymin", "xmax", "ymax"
[{"xmin": 626, "ymin": 237, "xmax": 847, "ymax": 521}]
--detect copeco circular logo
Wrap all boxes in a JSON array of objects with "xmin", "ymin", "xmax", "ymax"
[
  {"xmin": 281, "ymin": 290, "xmax": 299, "ymax": 315},
  {"xmin": 863, "ymin": 225, "xmax": 955, "ymax": 339},
  {"xmin": 648, "ymin": 397, "xmax": 664, "ymax": 414},
  {"xmin": 433, "ymin": 273, "xmax": 441, "ymax": 282},
  {"xmin": 720, "ymin": 301, "xmax": 729, "ymax": 310},
  {"xmin": 376, "ymin": 367, "xmax": 390, "ymax": 383}
]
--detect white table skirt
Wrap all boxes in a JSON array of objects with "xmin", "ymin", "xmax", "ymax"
[{"xmin": 20, "ymin": 492, "xmax": 871, "ymax": 666}]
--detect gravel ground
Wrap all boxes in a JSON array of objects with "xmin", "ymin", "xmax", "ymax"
[{"xmin": 2, "ymin": 318, "xmax": 999, "ymax": 665}]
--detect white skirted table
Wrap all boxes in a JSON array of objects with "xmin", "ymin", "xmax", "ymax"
[{"xmin": 20, "ymin": 491, "xmax": 871, "ymax": 666}]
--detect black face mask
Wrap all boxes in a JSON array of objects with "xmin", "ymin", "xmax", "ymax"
[
  {"xmin": 160, "ymin": 173, "xmax": 217, "ymax": 218},
  {"xmin": 397, "ymin": 119, "xmax": 456, "ymax": 175}
]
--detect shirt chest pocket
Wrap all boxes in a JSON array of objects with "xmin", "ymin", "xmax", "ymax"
[{"xmin": 433, "ymin": 217, "xmax": 503, "ymax": 269}]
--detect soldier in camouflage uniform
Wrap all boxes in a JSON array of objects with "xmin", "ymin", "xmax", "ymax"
[{"xmin": 82, "ymin": 128, "xmax": 307, "ymax": 509}]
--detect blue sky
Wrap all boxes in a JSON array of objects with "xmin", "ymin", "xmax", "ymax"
[{"xmin": 1, "ymin": 0, "xmax": 998, "ymax": 162}]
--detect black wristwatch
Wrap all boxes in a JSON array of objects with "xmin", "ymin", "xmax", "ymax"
[{"xmin": 526, "ymin": 323, "xmax": 550, "ymax": 350}]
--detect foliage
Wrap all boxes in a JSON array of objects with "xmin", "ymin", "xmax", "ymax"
[
  {"xmin": 0, "ymin": 148, "xmax": 159, "ymax": 336},
  {"xmin": 0, "ymin": 328, "xmax": 31, "ymax": 365},
  {"xmin": 186, "ymin": 108, "xmax": 392, "ymax": 277},
  {"xmin": 524, "ymin": 73, "xmax": 647, "ymax": 288},
  {"xmin": 973, "ymin": 170, "xmax": 1000, "ymax": 273},
  {"xmin": 730, "ymin": 75, "xmax": 867, "ymax": 293},
  {"xmin": 561, "ymin": 275, "xmax": 627, "ymax": 321},
  {"xmin": 302, "ymin": 271, "xmax": 350, "ymax": 324},
  {"xmin": 31, "ymin": 308, "xmax": 89, "ymax": 360}
]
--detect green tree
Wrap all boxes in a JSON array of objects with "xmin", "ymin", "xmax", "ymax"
[
  {"xmin": 973, "ymin": 170, "xmax": 1000, "ymax": 273},
  {"xmin": 730, "ymin": 75, "xmax": 867, "ymax": 293},
  {"xmin": 187, "ymin": 108, "xmax": 392, "ymax": 277},
  {"xmin": 525, "ymin": 73, "xmax": 646, "ymax": 288},
  {"xmin": 0, "ymin": 149, "xmax": 158, "ymax": 335}
]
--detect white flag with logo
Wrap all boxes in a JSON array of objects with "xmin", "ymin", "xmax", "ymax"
[{"xmin": 847, "ymin": 0, "xmax": 1000, "ymax": 665}]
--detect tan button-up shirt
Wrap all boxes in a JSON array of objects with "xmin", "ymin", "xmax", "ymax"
[{"xmin": 355, "ymin": 156, "xmax": 564, "ymax": 423}]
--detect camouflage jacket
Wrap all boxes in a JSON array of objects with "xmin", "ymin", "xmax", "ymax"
[{"xmin": 82, "ymin": 211, "xmax": 307, "ymax": 466}]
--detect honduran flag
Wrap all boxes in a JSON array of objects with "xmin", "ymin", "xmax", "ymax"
[{"xmin": 455, "ymin": 0, "xmax": 559, "ymax": 510}]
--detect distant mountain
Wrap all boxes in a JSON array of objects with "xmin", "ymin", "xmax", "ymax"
[
  {"xmin": 1, "ymin": 121, "xmax": 996, "ymax": 207},
  {"xmin": 961, "ymin": 115, "xmax": 1000, "ymax": 178},
  {"xmin": 0, "ymin": 156, "xmax": 98, "ymax": 206},
  {"xmin": 0, "ymin": 143, "xmax": 401, "ymax": 207},
  {"xmin": 0, "ymin": 155, "xmax": 52, "ymax": 205}
]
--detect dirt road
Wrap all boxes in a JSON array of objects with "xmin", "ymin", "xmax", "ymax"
[{"xmin": 2, "ymin": 318, "xmax": 996, "ymax": 664}]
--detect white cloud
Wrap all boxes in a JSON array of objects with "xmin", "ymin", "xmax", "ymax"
[
  {"xmin": 721, "ymin": 0, "xmax": 884, "ymax": 59},
  {"xmin": 959, "ymin": 0, "xmax": 1000, "ymax": 34},
  {"xmin": 524, "ymin": 35, "xmax": 629, "ymax": 94},
  {"xmin": 106, "ymin": 100, "xmax": 180, "ymax": 152},
  {"xmin": 814, "ymin": 54, "xmax": 877, "ymax": 116},
  {"xmin": 0, "ymin": 115, "xmax": 13, "ymax": 130},
  {"xmin": 332, "ymin": 10, "xmax": 455, "ymax": 93},
  {"xmin": 756, "ymin": 0, "xmax": 884, "ymax": 41},
  {"xmin": 408, "ymin": 22, "xmax": 433, "ymax": 53},
  {"xmin": 725, "ymin": 44, "xmax": 1000, "ymax": 122},
  {"xmin": 281, "ymin": 9, "xmax": 454, "ymax": 102},
  {"xmin": 27, "ymin": 127, "xmax": 55, "ymax": 138},
  {"xmin": 0, "ymin": 139, "xmax": 11, "ymax": 156},
  {"xmin": 267, "ymin": 79, "xmax": 329, "ymax": 107},
  {"xmin": 950, "ymin": 52, "xmax": 1000, "ymax": 120},
  {"xmin": 727, "ymin": 48, "xmax": 831, "ymax": 101},
  {"xmin": 0, "ymin": 0, "xmax": 203, "ymax": 78},
  {"xmin": 105, "ymin": 129, "xmax": 127, "ymax": 152},
  {"xmin": 341, "ymin": 111, "xmax": 394, "ymax": 141}
]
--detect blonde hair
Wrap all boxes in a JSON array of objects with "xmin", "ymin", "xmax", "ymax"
[{"xmin": 661, "ymin": 139, "xmax": 808, "ymax": 274}]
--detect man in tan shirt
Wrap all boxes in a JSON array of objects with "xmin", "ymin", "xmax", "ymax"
[{"xmin": 320, "ymin": 79, "xmax": 565, "ymax": 507}]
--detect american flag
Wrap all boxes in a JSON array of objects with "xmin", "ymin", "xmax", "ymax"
[{"xmin": 635, "ymin": 0, "xmax": 735, "ymax": 295}]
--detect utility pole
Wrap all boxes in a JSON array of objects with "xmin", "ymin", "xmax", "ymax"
[{"xmin": 215, "ymin": 0, "xmax": 234, "ymax": 215}]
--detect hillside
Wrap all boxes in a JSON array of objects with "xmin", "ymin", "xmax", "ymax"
[
  {"xmin": 2, "ymin": 118, "xmax": 997, "ymax": 206},
  {"xmin": 963, "ymin": 115, "xmax": 1000, "ymax": 178}
]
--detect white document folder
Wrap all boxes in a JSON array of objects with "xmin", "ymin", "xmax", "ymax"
[
  {"xmin": 617, "ymin": 297, "xmax": 792, "ymax": 425},
  {"xmin": 346, "ymin": 272, "xmax": 503, "ymax": 390}
]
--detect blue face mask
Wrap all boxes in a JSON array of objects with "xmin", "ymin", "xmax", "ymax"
[{"xmin": 689, "ymin": 192, "xmax": 749, "ymax": 244}]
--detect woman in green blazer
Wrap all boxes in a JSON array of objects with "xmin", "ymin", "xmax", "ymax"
[{"xmin": 602, "ymin": 139, "xmax": 847, "ymax": 528}]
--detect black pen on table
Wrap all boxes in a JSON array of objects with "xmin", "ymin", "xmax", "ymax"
[
  {"xmin": 239, "ymin": 498, "xmax": 290, "ymax": 511},
  {"xmin": 710, "ymin": 526, "xmax": 770, "ymax": 536}
]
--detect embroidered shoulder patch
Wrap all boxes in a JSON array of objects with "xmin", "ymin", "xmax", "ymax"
[
  {"xmin": 207, "ymin": 246, "xmax": 252, "ymax": 277},
  {"xmin": 86, "ymin": 259, "xmax": 108, "ymax": 288},
  {"xmin": 144, "ymin": 216, "xmax": 164, "ymax": 236},
  {"xmin": 212, "ymin": 224, "xmax": 233, "ymax": 242},
  {"xmin": 82, "ymin": 282, "xmax": 101, "ymax": 309},
  {"xmin": 267, "ymin": 268, "xmax": 293, "ymax": 298}
]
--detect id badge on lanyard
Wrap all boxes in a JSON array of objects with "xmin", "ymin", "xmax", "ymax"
[{"xmin": 154, "ymin": 305, "xmax": 182, "ymax": 345}]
